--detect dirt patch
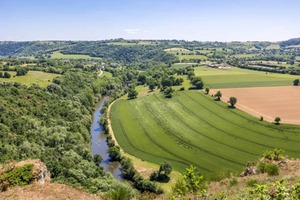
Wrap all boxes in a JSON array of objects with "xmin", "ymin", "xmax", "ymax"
[{"xmin": 212, "ymin": 86, "xmax": 300, "ymax": 124}]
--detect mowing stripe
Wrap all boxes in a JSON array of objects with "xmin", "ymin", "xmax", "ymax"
[
  {"xmin": 183, "ymin": 91, "xmax": 300, "ymax": 153},
  {"xmin": 143, "ymin": 96, "xmax": 246, "ymax": 167}
]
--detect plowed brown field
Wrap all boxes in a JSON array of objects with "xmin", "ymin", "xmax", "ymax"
[{"xmin": 213, "ymin": 86, "xmax": 300, "ymax": 124}]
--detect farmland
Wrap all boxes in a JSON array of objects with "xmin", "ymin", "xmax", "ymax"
[
  {"xmin": 214, "ymin": 86, "xmax": 300, "ymax": 124},
  {"xmin": 194, "ymin": 67, "xmax": 300, "ymax": 88},
  {"xmin": 51, "ymin": 52, "xmax": 100, "ymax": 59},
  {"xmin": 110, "ymin": 91, "xmax": 300, "ymax": 175},
  {"xmin": 0, "ymin": 71, "xmax": 60, "ymax": 87}
]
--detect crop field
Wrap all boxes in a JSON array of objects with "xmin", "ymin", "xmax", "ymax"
[
  {"xmin": 0, "ymin": 71, "xmax": 60, "ymax": 87},
  {"xmin": 51, "ymin": 52, "xmax": 100, "ymax": 59},
  {"xmin": 110, "ymin": 91, "xmax": 300, "ymax": 175},
  {"xmin": 214, "ymin": 86, "xmax": 300, "ymax": 124},
  {"xmin": 195, "ymin": 67, "xmax": 300, "ymax": 88},
  {"xmin": 230, "ymin": 54, "xmax": 257, "ymax": 58},
  {"xmin": 266, "ymin": 43, "xmax": 280, "ymax": 49}
]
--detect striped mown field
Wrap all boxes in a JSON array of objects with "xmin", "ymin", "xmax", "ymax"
[{"xmin": 110, "ymin": 91, "xmax": 300, "ymax": 175}]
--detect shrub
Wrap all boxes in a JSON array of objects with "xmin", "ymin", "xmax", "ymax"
[
  {"xmin": 246, "ymin": 179, "xmax": 258, "ymax": 187},
  {"xmin": 263, "ymin": 149, "xmax": 285, "ymax": 161},
  {"xmin": 265, "ymin": 163, "xmax": 279, "ymax": 176},
  {"xmin": 257, "ymin": 162, "xmax": 266, "ymax": 173},
  {"xmin": 0, "ymin": 164, "xmax": 34, "ymax": 192},
  {"xmin": 229, "ymin": 178, "xmax": 238, "ymax": 187}
]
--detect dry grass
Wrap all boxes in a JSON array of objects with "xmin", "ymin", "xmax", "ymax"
[
  {"xmin": 207, "ymin": 159, "xmax": 300, "ymax": 199},
  {"xmin": 0, "ymin": 183, "xmax": 102, "ymax": 200}
]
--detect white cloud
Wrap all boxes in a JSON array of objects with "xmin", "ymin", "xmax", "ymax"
[{"xmin": 124, "ymin": 28, "xmax": 140, "ymax": 34}]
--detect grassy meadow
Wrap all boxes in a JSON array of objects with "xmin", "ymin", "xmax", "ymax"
[
  {"xmin": 111, "ymin": 91, "xmax": 300, "ymax": 175},
  {"xmin": 51, "ymin": 52, "xmax": 100, "ymax": 59},
  {"xmin": 195, "ymin": 66, "xmax": 299, "ymax": 88},
  {"xmin": 0, "ymin": 71, "xmax": 60, "ymax": 87}
]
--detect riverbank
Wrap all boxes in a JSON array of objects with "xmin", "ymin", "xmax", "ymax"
[
  {"xmin": 106, "ymin": 99, "xmax": 182, "ymax": 194},
  {"xmin": 91, "ymin": 97, "xmax": 122, "ymax": 180}
]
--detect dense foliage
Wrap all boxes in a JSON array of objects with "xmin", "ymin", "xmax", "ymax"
[{"xmin": 0, "ymin": 69, "xmax": 128, "ymax": 194}]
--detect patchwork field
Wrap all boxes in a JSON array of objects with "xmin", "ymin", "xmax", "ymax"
[
  {"xmin": 0, "ymin": 71, "xmax": 60, "ymax": 87},
  {"xmin": 214, "ymin": 86, "xmax": 300, "ymax": 124},
  {"xmin": 110, "ymin": 91, "xmax": 300, "ymax": 175}
]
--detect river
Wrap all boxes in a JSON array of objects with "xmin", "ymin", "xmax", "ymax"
[{"xmin": 91, "ymin": 97, "xmax": 122, "ymax": 180}]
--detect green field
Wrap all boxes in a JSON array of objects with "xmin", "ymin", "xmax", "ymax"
[
  {"xmin": 230, "ymin": 54, "xmax": 257, "ymax": 58},
  {"xmin": 51, "ymin": 52, "xmax": 100, "ymax": 59},
  {"xmin": 195, "ymin": 67, "xmax": 299, "ymax": 88},
  {"xmin": 266, "ymin": 43, "xmax": 280, "ymax": 49},
  {"xmin": 111, "ymin": 91, "xmax": 300, "ymax": 175},
  {"xmin": 0, "ymin": 71, "xmax": 60, "ymax": 87}
]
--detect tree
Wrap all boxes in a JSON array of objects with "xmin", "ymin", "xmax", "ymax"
[
  {"xmin": 164, "ymin": 87, "xmax": 173, "ymax": 98},
  {"xmin": 3, "ymin": 72, "xmax": 11, "ymax": 78},
  {"xmin": 159, "ymin": 162, "xmax": 173, "ymax": 176},
  {"xmin": 127, "ymin": 89, "xmax": 138, "ymax": 99},
  {"xmin": 293, "ymin": 79, "xmax": 299, "ymax": 86},
  {"xmin": 205, "ymin": 87, "xmax": 210, "ymax": 94},
  {"xmin": 228, "ymin": 97, "xmax": 237, "ymax": 108},
  {"xmin": 214, "ymin": 91, "xmax": 222, "ymax": 101},
  {"xmin": 148, "ymin": 81, "xmax": 156, "ymax": 91},
  {"xmin": 274, "ymin": 117, "xmax": 281, "ymax": 125},
  {"xmin": 190, "ymin": 76, "xmax": 204, "ymax": 89},
  {"xmin": 93, "ymin": 154, "xmax": 103, "ymax": 165},
  {"xmin": 0, "ymin": 72, "xmax": 3, "ymax": 78},
  {"xmin": 16, "ymin": 67, "xmax": 28, "ymax": 76}
]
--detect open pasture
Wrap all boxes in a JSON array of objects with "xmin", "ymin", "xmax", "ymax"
[
  {"xmin": 110, "ymin": 91, "xmax": 300, "ymax": 175},
  {"xmin": 51, "ymin": 52, "xmax": 100, "ymax": 59},
  {"xmin": 214, "ymin": 86, "xmax": 300, "ymax": 124},
  {"xmin": 195, "ymin": 67, "xmax": 299, "ymax": 88},
  {"xmin": 0, "ymin": 71, "xmax": 60, "ymax": 87}
]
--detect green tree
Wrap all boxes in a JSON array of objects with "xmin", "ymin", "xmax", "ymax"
[
  {"xmin": 190, "ymin": 76, "xmax": 204, "ymax": 89},
  {"xmin": 164, "ymin": 87, "xmax": 174, "ymax": 98},
  {"xmin": 274, "ymin": 117, "xmax": 281, "ymax": 125},
  {"xmin": 127, "ymin": 89, "xmax": 138, "ymax": 99},
  {"xmin": 148, "ymin": 81, "xmax": 156, "ymax": 91},
  {"xmin": 16, "ymin": 67, "xmax": 28, "ymax": 76},
  {"xmin": 214, "ymin": 91, "xmax": 222, "ymax": 101},
  {"xmin": 228, "ymin": 97, "xmax": 237, "ymax": 108},
  {"xmin": 159, "ymin": 162, "xmax": 173, "ymax": 175},
  {"xmin": 205, "ymin": 87, "xmax": 210, "ymax": 94},
  {"xmin": 3, "ymin": 72, "xmax": 11, "ymax": 78},
  {"xmin": 0, "ymin": 72, "xmax": 3, "ymax": 78}
]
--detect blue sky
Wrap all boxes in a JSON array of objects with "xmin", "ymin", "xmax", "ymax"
[{"xmin": 0, "ymin": 0, "xmax": 299, "ymax": 41}]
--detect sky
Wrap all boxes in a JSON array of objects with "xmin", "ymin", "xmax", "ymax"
[{"xmin": 0, "ymin": 0, "xmax": 299, "ymax": 41}]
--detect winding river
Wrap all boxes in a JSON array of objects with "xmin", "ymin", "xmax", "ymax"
[{"xmin": 91, "ymin": 97, "xmax": 122, "ymax": 180}]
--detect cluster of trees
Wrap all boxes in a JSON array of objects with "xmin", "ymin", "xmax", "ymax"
[
  {"xmin": 0, "ymin": 71, "xmax": 11, "ymax": 78},
  {"xmin": 0, "ymin": 68, "xmax": 132, "ymax": 194}
]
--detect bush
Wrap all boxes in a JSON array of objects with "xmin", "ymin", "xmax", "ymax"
[
  {"xmin": 0, "ymin": 164, "xmax": 34, "ymax": 192},
  {"xmin": 246, "ymin": 179, "xmax": 258, "ymax": 187},
  {"xmin": 257, "ymin": 162, "xmax": 266, "ymax": 173},
  {"xmin": 229, "ymin": 178, "xmax": 238, "ymax": 187},
  {"xmin": 265, "ymin": 163, "xmax": 279, "ymax": 176}
]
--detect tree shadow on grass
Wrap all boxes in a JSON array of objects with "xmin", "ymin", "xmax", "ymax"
[{"xmin": 227, "ymin": 105, "xmax": 236, "ymax": 109}]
